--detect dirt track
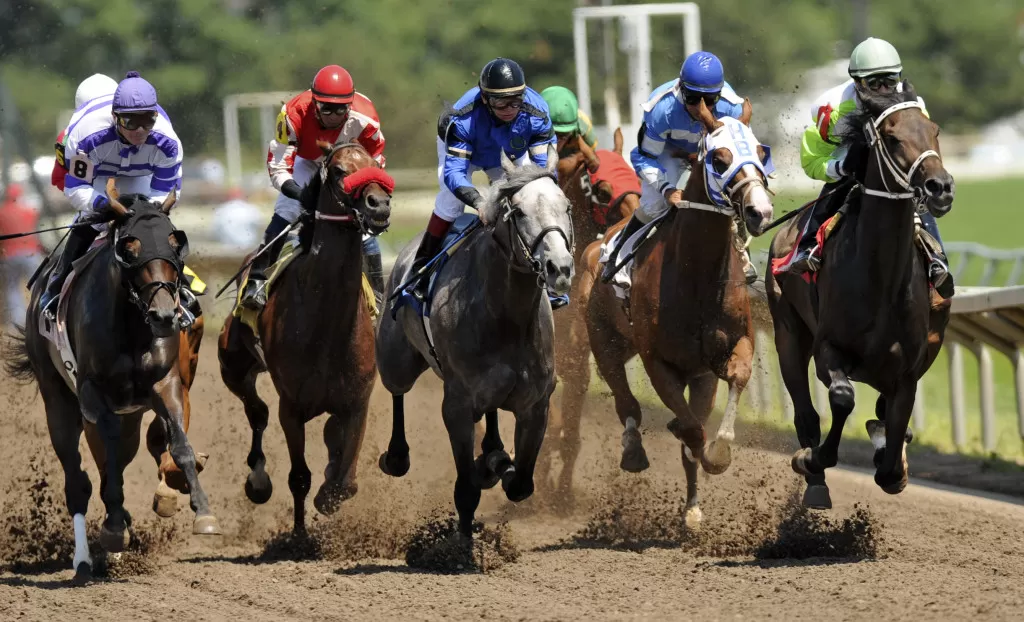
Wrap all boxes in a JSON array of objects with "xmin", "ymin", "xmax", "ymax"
[{"xmin": 2, "ymin": 330, "xmax": 1024, "ymax": 621}]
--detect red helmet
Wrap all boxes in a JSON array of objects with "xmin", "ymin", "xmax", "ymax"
[{"xmin": 311, "ymin": 65, "xmax": 355, "ymax": 104}]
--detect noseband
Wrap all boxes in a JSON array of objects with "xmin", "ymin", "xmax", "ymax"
[
  {"xmin": 496, "ymin": 181, "xmax": 575, "ymax": 288},
  {"xmin": 861, "ymin": 101, "xmax": 941, "ymax": 203}
]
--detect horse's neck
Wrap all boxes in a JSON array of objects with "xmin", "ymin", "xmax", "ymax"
[
  {"xmin": 563, "ymin": 178, "xmax": 596, "ymax": 263},
  {"xmin": 670, "ymin": 175, "xmax": 734, "ymax": 265},
  {"xmin": 482, "ymin": 232, "xmax": 542, "ymax": 322},
  {"xmin": 853, "ymin": 167, "xmax": 918, "ymax": 294},
  {"xmin": 300, "ymin": 224, "xmax": 364, "ymax": 299}
]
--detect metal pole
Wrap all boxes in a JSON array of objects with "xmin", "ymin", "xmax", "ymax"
[
  {"xmin": 223, "ymin": 96, "xmax": 242, "ymax": 187},
  {"xmin": 979, "ymin": 345, "xmax": 997, "ymax": 452},
  {"xmin": 573, "ymin": 11, "xmax": 592, "ymax": 118},
  {"xmin": 948, "ymin": 342, "xmax": 967, "ymax": 449}
]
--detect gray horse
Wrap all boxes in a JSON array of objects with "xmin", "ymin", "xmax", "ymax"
[{"xmin": 376, "ymin": 146, "xmax": 574, "ymax": 536}]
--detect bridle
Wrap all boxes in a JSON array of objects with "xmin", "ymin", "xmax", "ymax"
[
  {"xmin": 861, "ymin": 100, "xmax": 940, "ymax": 203},
  {"xmin": 313, "ymin": 143, "xmax": 393, "ymax": 234},
  {"xmin": 496, "ymin": 176, "xmax": 575, "ymax": 288}
]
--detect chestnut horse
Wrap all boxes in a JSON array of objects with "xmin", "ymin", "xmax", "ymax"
[
  {"xmin": 218, "ymin": 141, "xmax": 393, "ymax": 533},
  {"xmin": 766, "ymin": 82, "xmax": 952, "ymax": 507},
  {"xmin": 540, "ymin": 129, "xmax": 641, "ymax": 501},
  {"xmin": 583, "ymin": 100, "xmax": 774, "ymax": 529}
]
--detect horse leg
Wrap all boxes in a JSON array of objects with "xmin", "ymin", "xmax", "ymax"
[
  {"xmin": 556, "ymin": 311, "xmax": 591, "ymax": 499},
  {"xmin": 378, "ymin": 394, "xmax": 411, "ymax": 477},
  {"xmin": 590, "ymin": 324, "xmax": 645, "ymax": 472},
  {"xmin": 278, "ymin": 397, "xmax": 312, "ymax": 534},
  {"xmin": 776, "ymin": 320, "xmax": 830, "ymax": 509},
  {"xmin": 669, "ymin": 372, "xmax": 715, "ymax": 529},
  {"xmin": 704, "ymin": 334, "xmax": 753, "ymax": 474},
  {"xmin": 502, "ymin": 399, "xmax": 550, "ymax": 503},
  {"xmin": 40, "ymin": 379, "xmax": 93, "ymax": 577},
  {"xmin": 219, "ymin": 326, "xmax": 273, "ymax": 504},
  {"xmin": 79, "ymin": 380, "xmax": 130, "ymax": 554},
  {"xmin": 442, "ymin": 392, "xmax": 480, "ymax": 537},
  {"xmin": 870, "ymin": 379, "xmax": 916, "ymax": 494},
  {"xmin": 873, "ymin": 395, "xmax": 914, "ymax": 451},
  {"xmin": 151, "ymin": 367, "xmax": 220, "ymax": 536},
  {"xmin": 476, "ymin": 410, "xmax": 510, "ymax": 490},
  {"xmin": 315, "ymin": 398, "xmax": 369, "ymax": 515},
  {"xmin": 792, "ymin": 342, "xmax": 855, "ymax": 475}
]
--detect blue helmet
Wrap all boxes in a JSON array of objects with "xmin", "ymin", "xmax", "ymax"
[{"xmin": 680, "ymin": 51, "xmax": 725, "ymax": 93}]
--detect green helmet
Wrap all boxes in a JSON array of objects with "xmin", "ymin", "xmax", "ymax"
[
  {"xmin": 541, "ymin": 86, "xmax": 580, "ymax": 134},
  {"xmin": 848, "ymin": 37, "xmax": 903, "ymax": 78}
]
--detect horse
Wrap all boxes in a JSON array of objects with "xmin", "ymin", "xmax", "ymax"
[
  {"xmin": 217, "ymin": 141, "xmax": 393, "ymax": 534},
  {"xmin": 582, "ymin": 99, "xmax": 775, "ymax": 529},
  {"xmin": 540, "ymin": 129, "xmax": 641, "ymax": 502},
  {"xmin": 765, "ymin": 81, "xmax": 953, "ymax": 507},
  {"xmin": 6, "ymin": 179, "xmax": 218, "ymax": 579},
  {"xmin": 376, "ymin": 145, "xmax": 574, "ymax": 536}
]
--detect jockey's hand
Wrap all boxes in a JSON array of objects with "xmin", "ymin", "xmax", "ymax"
[
  {"xmin": 664, "ymin": 188, "xmax": 683, "ymax": 205},
  {"xmin": 90, "ymin": 201, "xmax": 134, "ymax": 224},
  {"xmin": 281, "ymin": 179, "xmax": 303, "ymax": 200}
]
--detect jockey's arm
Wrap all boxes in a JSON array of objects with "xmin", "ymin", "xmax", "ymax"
[
  {"xmin": 147, "ymin": 135, "xmax": 183, "ymax": 202},
  {"xmin": 800, "ymin": 122, "xmax": 843, "ymax": 183},
  {"xmin": 527, "ymin": 114, "xmax": 556, "ymax": 169},
  {"xmin": 577, "ymin": 109, "xmax": 598, "ymax": 149},
  {"xmin": 441, "ymin": 118, "xmax": 484, "ymax": 209},
  {"xmin": 267, "ymin": 106, "xmax": 302, "ymax": 198},
  {"xmin": 631, "ymin": 113, "xmax": 672, "ymax": 195},
  {"xmin": 357, "ymin": 120, "xmax": 387, "ymax": 168},
  {"xmin": 62, "ymin": 137, "xmax": 106, "ymax": 213}
]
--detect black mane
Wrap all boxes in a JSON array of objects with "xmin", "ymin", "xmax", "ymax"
[{"xmin": 837, "ymin": 80, "xmax": 920, "ymax": 149}]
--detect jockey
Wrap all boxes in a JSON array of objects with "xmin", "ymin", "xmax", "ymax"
[
  {"xmin": 541, "ymin": 86, "xmax": 598, "ymax": 151},
  {"xmin": 51, "ymin": 74, "xmax": 120, "ymax": 191},
  {"xmin": 601, "ymin": 51, "xmax": 758, "ymax": 285},
  {"xmin": 406, "ymin": 57, "xmax": 561, "ymax": 306},
  {"xmin": 775, "ymin": 37, "xmax": 953, "ymax": 298},
  {"xmin": 40, "ymin": 71, "xmax": 184, "ymax": 317},
  {"xmin": 239, "ymin": 64, "xmax": 387, "ymax": 311}
]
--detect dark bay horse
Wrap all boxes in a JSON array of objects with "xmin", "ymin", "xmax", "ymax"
[
  {"xmin": 542, "ymin": 129, "xmax": 641, "ymax": 501},
  {"xmin": 7, "ymin": 180, "xmax": 217, "ymax": 578},
  {"xmin": 766, "ymin": 82, "xmax": 953, "ymax": 506},
  {"xmin": 218, "ymin": 141, "xmax": 393, "ymax": 533},
  {"xmin": 583, "ymin": 100, "xmax": 774, "ymax": 528},
  {"xmin": 376, "ymin": 147, "xmax": 574, "ymax": 536}
]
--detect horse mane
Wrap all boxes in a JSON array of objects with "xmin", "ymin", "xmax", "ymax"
[
  {"xmin": 297, "ymin": 172, "xmax": 322, "ymax": 251},
  {"xmin": 480, "ymin": 163, "xmax": 556, "ymax": 225},
  {"xmin": 836, "ymin": 80, "xmax": 920, "ymax": 149}
]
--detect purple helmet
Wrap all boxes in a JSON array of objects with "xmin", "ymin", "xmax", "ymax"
[{"xmin": 112, "ymin": 71, "xmax": 158, "ymax": 114}]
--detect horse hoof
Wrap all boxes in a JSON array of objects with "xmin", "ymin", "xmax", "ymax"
[
  {"xmin": 502, "ymin": 471, "xmax": 533, "ymax": 503},
  {"xmin": 314, "ymin": 482, "xmax": 357, "ymax": 515},
  {"xmin": 701, "ymin": 439, "xmax": 732, "ymax": 475},
  {"xmin": 802, "ymin": 484, "xmax": 832, "ymax": 510},
  {"xmin": 163, "ymin": 452, "xmax": 208, "ymax": 494},
  {"xmin": 192, "ymin": 514, "xmax": 222, "ymax": 536},
  {"xmin": 100, "ymin": 525, "xmax": 129, "ymax": 553},
  {"xmin": 620, "ymin": 443, "xmax": 650, "ymax": 473},
  {"xmin": 791, "ymin": 448, "xmax": 814, "ymax": 476},
  {"xmin": 244, "ymin": 471, "xmax": 273, "ymax": 504},
  {"xmin": 475, "ymin": 454, "xmax": 501, "ymax": 489},
  {"xmin": 378, "ymin": 450, "xmax": 410, "ymax": 478},
  {"xmin": 72, "ymin": 562, "xmax": 93, "ymax": 585},
  {"xmin": 876, "ymin": 471, "xmax": 908, "ymax": 495},
  {"xmin": 684, "ymin": 505, "xmax": 703, "ymax": 531},
  {"xmin": 152, "ymin": 482, "xmax": 178, "ymax": 518}
]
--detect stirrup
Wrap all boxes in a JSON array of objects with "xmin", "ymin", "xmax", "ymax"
[
  {"xmin": 240, "ymin": 279, "xmax": 268, "ymax": 310},
  {"xmin": 548, "ymin": 293, "xmax": 570, "ymax": 310},
  {"xmin": 41, "ymin": 296, "xmax": 59, "ymax": 321}
]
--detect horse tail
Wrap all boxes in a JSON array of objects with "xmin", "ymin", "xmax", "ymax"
[{"xmin": 4, "ymin": 325, "xmax": 36, "ymax": 384}]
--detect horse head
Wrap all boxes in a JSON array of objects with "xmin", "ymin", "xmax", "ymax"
[
  {"xmin": 314, "ymin": 140, "xmax": 394, "ymax": 234},
  {"xmin": 483, "ymin": 145, "xmax": 575, "ymax": 296},
  {"xmin": 106, "ymin": 178, "xmax": 187, "ymax": 338},
  {"xmin": 854, "ymin": 81, "xmax": 954, "ymax": 216},
  {"xmin": 692, "ymin": 98, "xmax": 775, "ymax": 236}
]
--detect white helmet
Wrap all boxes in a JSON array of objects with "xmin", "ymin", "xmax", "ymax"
[
  {"xmin": 848, "ymin": 37, "xmax": 903, "ymax": 79},
  {"xmin": 74, "ymin": 74, "xmax": 119, "ymax": 109}
]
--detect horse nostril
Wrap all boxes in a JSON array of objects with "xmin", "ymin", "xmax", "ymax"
[
  {"xmin": 924, "ymin": 178, "xmax": 945, "ymax": 197},
  {"xmin": 365, "ymin": 195, "xmax": 380, "ymax": 208}
]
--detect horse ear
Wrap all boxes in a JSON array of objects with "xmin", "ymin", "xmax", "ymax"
[
  {"xmin": 696, "ymin": 98, "xmax": 719, "ymax": 132},
  {"xmin": 500, "ymin": 149, "xmax": 516, "ymax": 174},
  {"xmin": 739, "ymin": 98, "xmax": 753, "ymax": 125},
  {"xmin": 901, "ymin": 80, "xmax": 918, "ymax": 102},
  {"xmin": 317, "ymin": 140, "xmax": 333, "ymax": 158},
  {"xmin": 105, "ymin": 178, "xmax": 130, "ymax": 219},
  {"xmin": 160, "ymin": 188, "xmax": 176, "ymax": 214},
  {"xmin": 613, "ymin": 127, "xmax": 624, "ymax": 155},
  {"xmin": 546, "ymin": 144, "xmax": 558, "ymax": 175}
]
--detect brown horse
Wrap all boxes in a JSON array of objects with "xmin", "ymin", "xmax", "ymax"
[
  {"xmin": 583, "ymin": 100, "xmax": 774, "ymax": 528},
  {"xmin": 766, "ymin": 82, "xmax": 952, "ymax": 507},
  {"xmin": 218, "ymin": 141, "xmax": 393, "ymax": 533},
  {"xmin": 540, "ymin": 129, "xmax": 641, "ymax": 501}
]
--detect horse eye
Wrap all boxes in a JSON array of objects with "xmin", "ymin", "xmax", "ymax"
[{"xmin": 713, "ymin": 157, "xmax": 728, "ymax": 174}]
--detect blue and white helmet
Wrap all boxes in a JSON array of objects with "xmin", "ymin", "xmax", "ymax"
[
  {"xmin": 680, "ymin": 51, "xmax": 725, "ymax": 94},
  {"xmin": 112, "ymin": 71, "xmax": 158, "ymax": 114}
]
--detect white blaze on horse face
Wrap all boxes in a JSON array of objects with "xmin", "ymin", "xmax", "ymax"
[
  {"xmin": 740, "ymin": 163, "xmax": 774, "ymax": 228},
  {"xmin": 516, "ymin": 176, "xmax": 575, "ymax": 295}
]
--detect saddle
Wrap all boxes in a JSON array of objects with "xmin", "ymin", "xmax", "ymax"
[{"xmin": 232, "ymin": 230, "xmax": 378, "ymax": 335}]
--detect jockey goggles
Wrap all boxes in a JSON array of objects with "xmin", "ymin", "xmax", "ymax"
[
  {"xmin": 488, "ymin": 96, "xmax": 523, "ymax": 111},
  {"xmin": 862, "ymin": 73, "xmax": 901, "ymax": 91},
  {"xmin": 315, "ymin": 101, "xmax": 350, "ymax": 117},
  {"xmin": 683, "ymin": 89, "xmax": 720, "ymax": 107},
  {"xmin": 116, "ymin": 112, "xmax": 158, "ymax": 131}
]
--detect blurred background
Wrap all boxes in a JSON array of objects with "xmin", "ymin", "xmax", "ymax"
[{"xmin": 1, "ymin": 0, "xmax": 1023, "ymax": 460}]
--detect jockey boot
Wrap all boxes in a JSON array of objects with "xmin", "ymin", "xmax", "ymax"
[
  {"xmin": 783, "ymin": 205, "xmax": 829, "ymax": 275},
  {"xmin": 407, "ymin": 215, "xmax": 452, "ymax": 302},
  {"xmin": 240, "ymin": 214, "xmax": 291, "ymax": 311},
  {"xmin": 40, "ymin": 225, "xmax": 99, "ymax": 318},
  {"xmin": 363, "ymin": 250, "xmax": 386, "ymax": 309},
  {"xmin": 919, "ymin": 211, "xmax": 954, "ymax": 299},
  {"xmin": 600, "ymin": 214, "xmax": 644, "ymax": 284}
]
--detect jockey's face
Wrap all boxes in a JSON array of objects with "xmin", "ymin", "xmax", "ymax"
[
  {"xmin": 315, "ymin": 100, "xmax": 350, "ymax": 129},
  {"xmin": 486, "ymin": 95, "xmax": 523, "ymax": 123},
  {"xmin": 114, "ymin": 112, "xmax": 157, "ymax": 146},
  {"xmin": 859, "ymin": 73, "xmax": 901, "ymax": 96},
  {"xmin": 682, "ymin": 88, "xmax": 720, "ymax": 120}
]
